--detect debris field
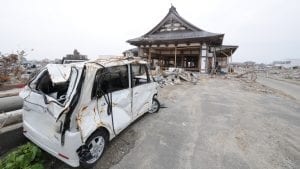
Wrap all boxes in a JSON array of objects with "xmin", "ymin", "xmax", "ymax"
[{"xmin": 43, "ymin": 75, "xmax": 300, "ymax": 169}]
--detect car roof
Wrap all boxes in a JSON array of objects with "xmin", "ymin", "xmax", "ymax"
[
  {"xmin": 86, "ymin": 56, "xmax": 148, "ymax": 68},
  {"xmin": 45, "ymin": 57, "xmax": 148, "ymax": 77}
]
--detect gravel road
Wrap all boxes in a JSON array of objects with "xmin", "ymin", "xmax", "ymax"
[
  {"xmin": 30, "ymin": 78, "xmax": 300, "ymax": 169},
  {"xmin": 257, "ymin": 76, "xmax": 300, "ymax": 101}
]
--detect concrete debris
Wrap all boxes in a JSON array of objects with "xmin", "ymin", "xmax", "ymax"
[
  {"xmin": 235, "ymin": 70, "xmax": 257, "ymax": 83},
  {"xmin": 0, "ymin": 109, "xmax": 22, "ymax": 129},
  {"xmin": 266, "ymin": 68, "xmax": 300, "ymax": 81},
  {"xmin": 153, "ymin": 67, "xmax": 200, "ymax": 86},
  {"xmin": 0, "ymin": 88, "xmax": 22, "ymax": 98}
]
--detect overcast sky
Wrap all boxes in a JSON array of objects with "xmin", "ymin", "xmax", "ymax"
[{"xmin": 0, "ymin": 0, "xmax": 299, "ymax": 63}]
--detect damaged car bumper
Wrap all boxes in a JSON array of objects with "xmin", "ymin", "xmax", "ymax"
[{"xmin": 23, "ymin": 109, "xmax": 82, "ymax": 167}]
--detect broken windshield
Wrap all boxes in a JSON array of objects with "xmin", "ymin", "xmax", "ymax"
[{"xmin": 30, "ymin": 66, "xmax": 78, "ymax": 105}]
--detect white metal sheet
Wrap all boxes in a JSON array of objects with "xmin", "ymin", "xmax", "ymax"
[{"xmin": 47, "ymin": 64, "xmax": 71, "ymax": 84}]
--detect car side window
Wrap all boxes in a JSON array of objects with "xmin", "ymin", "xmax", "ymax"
[
  {"xmin": 131, "ymin": 64, "xmax": 150, "ymax": 87},
  {"xmin": 92, "ymin": 65, "xmax": 129, "ymax": 98}
]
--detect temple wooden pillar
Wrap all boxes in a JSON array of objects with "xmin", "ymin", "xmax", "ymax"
[
  {"xmin": 198, "ymin": 45, "xmax": 202, "ymax": 72},
  {"xmin": 159, "ymin": 50, "xmax": 162, "ymax": 67},
  {"xmin": 174, "ymin": 47, "xmax": 177, "ymax": 67},
  {"xmin": 148, "ymin": 48, "xmax": 152, "ymax": 63}
]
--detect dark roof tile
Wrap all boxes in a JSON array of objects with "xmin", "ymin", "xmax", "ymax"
[{"xmin": 127, "ymin": 5, "xmax": 224, "ymax": 45}]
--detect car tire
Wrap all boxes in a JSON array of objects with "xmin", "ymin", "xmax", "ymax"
[
  {"xmin": 80, "ymin": 129, "xmax": 108, "ymax": 168},
  {"xmin": 148, "ymin": 98, "xmax": 160, "ymax": 113}
]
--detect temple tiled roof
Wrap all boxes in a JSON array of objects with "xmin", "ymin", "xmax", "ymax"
[
  {"xmin": 215, "ymin": 45, "xmax": 239, "ymax": 56},
  {"xmin": 127, "ymin": 5, "xmax": 224, "ymax": 46},
  {"xmin": 216, "ymin": 45, "xmax": 238, "ymax": 51}
]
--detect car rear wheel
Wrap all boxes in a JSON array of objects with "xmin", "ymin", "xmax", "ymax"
[
  {"xmin": 81, "ymin": 129, "xmax": 108, "ymax": 168},
  {"xmin": 148, "ymin": 98, "xmax": 160, "ymax": 113}
]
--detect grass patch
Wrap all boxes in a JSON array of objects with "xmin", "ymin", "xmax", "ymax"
[{"xmin": 0, "ymin": 142, "xmax": 44, "ymax": 169}]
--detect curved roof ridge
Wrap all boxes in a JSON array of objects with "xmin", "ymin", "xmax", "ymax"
[
  {"xmin": 169, "ymin": 6, "xmax": 202, "ymax": 32},
  {"xmin": 144, "ymin": 5, "xmax": 220, "ymax": 36},
  {"xmin": 127, "ymin": 5, "xmax": 225, "ymax": 46}
]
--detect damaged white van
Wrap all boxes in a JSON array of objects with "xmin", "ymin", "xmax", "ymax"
[{"xmin": 20, "ymin": 57, "xmax": 160, "ymax": 168}]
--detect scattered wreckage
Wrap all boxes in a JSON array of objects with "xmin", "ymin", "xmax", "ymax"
[
  {"xmin": 153, "ymin": 67, "xmax": 199, "ymax": 86},
  {"xmin": 235, "ymin": 70, "xmax": 257, "ymax": 83},
  {"xmin": 19, "ymin": 57, "xmax": 160, "ymax": 168}
]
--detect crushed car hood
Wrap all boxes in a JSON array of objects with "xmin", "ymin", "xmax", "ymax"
[{"xmin": 46, "ymin": 64, "xmax": 72, "ymax": 84}]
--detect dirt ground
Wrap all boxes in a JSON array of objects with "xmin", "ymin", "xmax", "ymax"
[{"xmin": 45, "ymin": 77, "xmax": 300, "ymax": 169}]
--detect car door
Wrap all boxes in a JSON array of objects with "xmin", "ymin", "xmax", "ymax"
[
  {"xmin": 94, "ymin": 65, "xmax": 132, "ymax": 134},
  {"xmin": 131, "ymin": 64, "xmax": 153, "ymax": 118}
]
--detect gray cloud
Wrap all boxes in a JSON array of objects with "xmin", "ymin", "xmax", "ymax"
[{"xmin": 0, "ymin": 0, "xmax": 299, "ymax": 63}]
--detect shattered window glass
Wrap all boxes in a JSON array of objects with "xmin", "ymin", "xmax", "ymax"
[{"xmin": 33, "ymin": 67, "xmax": 77, "ymax": 104}]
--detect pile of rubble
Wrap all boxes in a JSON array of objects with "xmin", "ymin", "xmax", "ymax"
[
  {"xmin": 239, "ymin": 79, "xmax": 274, "ymax": 94},
  {"xmin": 235, "ymin": 70, "xmax": 257, "ymax": 83},
  {"xmin": 267, "ymin": 68, "xmax": 300, "ymax": 81},
  {"xmin": 151, "ymin": 67, "xmax": 199, "ymax": 87}
]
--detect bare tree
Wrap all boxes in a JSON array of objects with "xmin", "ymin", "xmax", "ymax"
[{"xmin": 0, "ymin": 54, "xmax": 18, "ymax": 82}]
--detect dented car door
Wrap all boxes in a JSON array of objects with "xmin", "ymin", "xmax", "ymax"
[
  {"xmin": 94, "ymin": 65, "xmax": 132, "ymax": 134},
  {"xmin": 131, "ymin": 64, "xmax": 153, "ymax": 117}
]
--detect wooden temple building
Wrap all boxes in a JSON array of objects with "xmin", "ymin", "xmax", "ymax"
[{"xmin": 126, "ymin": 5, "xmax": 238, "ymax": 73}]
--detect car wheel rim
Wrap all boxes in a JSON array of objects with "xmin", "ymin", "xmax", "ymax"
[
  {"xmin": 86, "ymin": 136, "xmax": 105, "ymax": 164},
  {"xmin": 149, "ymin": 100, "xmax": 158, "ymax": 113}
]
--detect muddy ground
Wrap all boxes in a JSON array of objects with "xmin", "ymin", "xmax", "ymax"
[{"xmin": 45, "ymin": 77, "xmax": 300, "ymax": 169}]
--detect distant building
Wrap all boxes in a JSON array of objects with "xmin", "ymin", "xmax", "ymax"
[
  {"xmin": 273, "ymin": 59, "xmax": 300, "ymax": 69},
  {"xmin": 62, "ymin": 49, "xmax": 88, "ymax": 64},
  {"xmin": 123, "ymin": 48, "xmax": 138, "ymax": 57},
  {"xmin": 126, "ymin": 5, "xmax": 238, "ymax": 73},
  {"xmin": 0, "ymin": 58, "xmax": 4, "ymax": 65},
  {"xmin": 54, "ymin": 59, "xmax": 62, "ymax": 64},
  {"xmin": 243, "ymin": 61, "xmax": 255, "ymax": 66}
]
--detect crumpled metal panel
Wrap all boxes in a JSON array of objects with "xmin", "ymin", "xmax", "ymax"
[
  {"xmin": 46, "ymin": 64, "xmax": 71, "ymax": 84},
  {"xmin": 77, "ymin": 89, "xmax": 133, "ymax": 142},
  {"xmin": 20, "ymin": 66, "xmax": 82, "ymax": 120},
  {"xmin": 72, "ymin": 65, "xmax": 115, "ymax": 141},
  {"xmin": 70, "ymin": 65, "xmax": 100, "ymax": 139},
  {"xmin": 86, "ymin": 58, "xmax": 148, "ymax": 69}
]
